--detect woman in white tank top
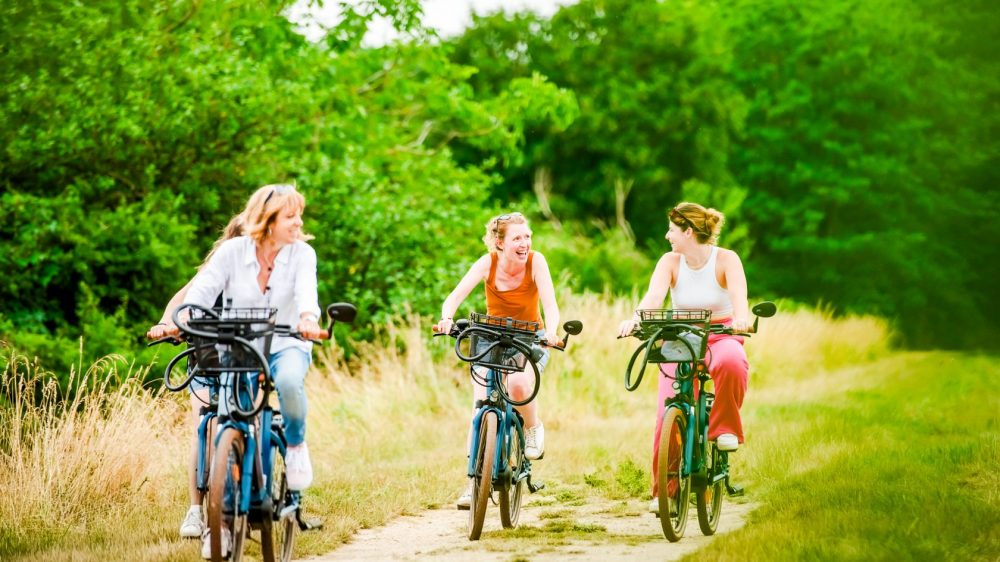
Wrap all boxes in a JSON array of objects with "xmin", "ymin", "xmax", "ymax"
[{"xmin": 616, "ymin": 202, "xmax": 752, "ymax": 515}]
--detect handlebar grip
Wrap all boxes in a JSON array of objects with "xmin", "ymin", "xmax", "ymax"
[{"xmin": 318, "ymin": 329, "xmax": 330, "ymax": 340}]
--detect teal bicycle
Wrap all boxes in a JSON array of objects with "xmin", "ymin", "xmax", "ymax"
[
  {"xmin": 437, "ymin": 313, "xmax": 582, "ymax": 540},
  {"xmin": 623, "ymin": 302, "xmax": 776, "ymax": 541},
  {"xmin": 155, "ymin": 302, "xmax": 356, "ymax": 561}
]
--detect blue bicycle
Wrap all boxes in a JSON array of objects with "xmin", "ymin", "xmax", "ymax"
[
  {"xmin": 154, "ymin": 302, "xmax": 356, "ymax": 561},
  {"xmin": 438, "ymin": 313, "xmax": 582, "ymax": 540}
]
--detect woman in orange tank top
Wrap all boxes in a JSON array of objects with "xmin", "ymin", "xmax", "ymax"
[{"xmin": 433, "ymin": 211, "xmax": 562, "ymax": 510}]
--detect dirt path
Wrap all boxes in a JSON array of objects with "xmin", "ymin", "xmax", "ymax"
[{"xmin": 308, "ymin": 495, "xmax": 755, "ymax": 561}]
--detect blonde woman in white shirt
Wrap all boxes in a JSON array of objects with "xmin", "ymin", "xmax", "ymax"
[{"xmin": 182, "ymin": 184, "xmax": 322, "ymax": 558}]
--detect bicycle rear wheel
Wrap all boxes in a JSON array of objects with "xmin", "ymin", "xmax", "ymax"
[
  {"xmin": 657, "ymin": 407, "xmax": 690, "ymax": 542},
  {"xmin": 697, "ymin": 445, "xmax": 724, "ymax": 535},
  {"xmin": 208, "ymin": 427, "xmax": 248, "ymax": 562},
  {"xmin": 468, "ymin": 411, "xmax": 498, "ymax": 541},
  {"xmin": 499, "ymin": 422, "xmax": 524, "ymax": 528}
]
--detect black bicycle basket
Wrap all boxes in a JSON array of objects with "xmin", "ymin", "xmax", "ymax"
[
  {"xmin": 186, "ymin": 307, "xmax": 278, "ymax": 373},
  {"xmin": 468, "ymin": 312, "xmax": 540, "ymax": 372},
  {"xmin": 637, "ymin": 309, "xmax": 711, "ymax": 363}
]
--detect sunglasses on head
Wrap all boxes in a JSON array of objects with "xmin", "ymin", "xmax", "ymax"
[
  {"xmin": 263, "ymin": 184, "xmax": 295, "ymax": 208},
  {"xmin": 493, "ymin": 212, "xmax": 524, "ymax": 233}
]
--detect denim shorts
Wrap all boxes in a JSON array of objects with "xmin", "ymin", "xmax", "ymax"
[{"xmin": 471, "ymin": 330, "xmax": 550, "ymax": 374}]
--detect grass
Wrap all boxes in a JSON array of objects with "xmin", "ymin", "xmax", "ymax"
[{"xmin": 1, "ymin": 294, "xmax": 997, "ymax": 561}]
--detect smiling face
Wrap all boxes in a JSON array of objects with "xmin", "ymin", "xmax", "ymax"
[
  {"xmin": 269, "ymin": 201, "xmax": 304, "ymax": 246},
  {"xmin": 497, "ymin": 223, "xmax": 532, "ymax": 263},
  {"xmin": 665, "ymin": 219, "xmax": 693, "ymax": 251}
]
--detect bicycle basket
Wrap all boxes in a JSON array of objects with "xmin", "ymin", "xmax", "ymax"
[
  {"xmin": 468, "ymin": 313, "xmax": 540, "ymax": 372},
  {"xmin": 186, "ymin": 307, "xmax": 277, "ymax": 371},
  {"xmin": 637, "ymin": 309, "xmax": 711, "ymax": 363}
]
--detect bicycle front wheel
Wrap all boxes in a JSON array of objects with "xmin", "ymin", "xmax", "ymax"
[
  {"xmin": 499, "ymin": 422, "xmax": 524, "ymax": 529},
  {"xmin": 657, "ymin": 407, "xmax": 690, "ymax": 542},
  {"xmin": 697, "ymin": 445, "xmax": 724, "ymax": 536},
  {"xmin": 468, "ymin": 411, "xmax": 498, "ymax": 541},
  {"xmin": 208, "ymin": 427, "xmax": 248, "ymax": 562}
]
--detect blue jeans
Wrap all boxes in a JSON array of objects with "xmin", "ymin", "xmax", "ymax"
[
  {"xmin": 190, "ymin": 346, "xmax": 311, "ymax": 444},
  {"xmin": 269, "ymin": 347, "xmax": 311, "ymax": 446}
]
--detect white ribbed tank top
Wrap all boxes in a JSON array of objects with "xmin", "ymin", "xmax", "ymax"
[{"xmin": 671, "ymin": 246, "xmax": 732, "ymax": 317}]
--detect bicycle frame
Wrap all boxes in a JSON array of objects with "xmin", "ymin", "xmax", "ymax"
[{"xmin": 466, "ymin": 368, "xmax": 529, "ymax": 489}]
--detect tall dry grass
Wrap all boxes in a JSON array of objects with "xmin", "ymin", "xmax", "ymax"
[{"xmin": 1, "ymin": 294, "xmax": 896, "ymax": 560}]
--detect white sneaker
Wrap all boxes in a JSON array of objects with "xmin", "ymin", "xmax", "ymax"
[
  {"xmin": 650, "ymin": 497, "xmax": 677, "ymax": 517},
  {"xmin": 179, "ymin": 506, "xmax": 204, "ymax": 538},
  {"xmin": 525, "ymin": 423, "xmax": 545, "ymax": 460},
  {"xmin": 455, "ymin": 479, "xmax": 472, "ymax": 510},
  {"xmin": 200, "ymin": 527, "xmax": 231, "ymax": 560},
  {"xmin": 716, "ymin": 433, "xmax": 739, "ymax": 452},
  {"xmin": 286, "ymin": 443, "xmax": 313, "ymax": 491}
]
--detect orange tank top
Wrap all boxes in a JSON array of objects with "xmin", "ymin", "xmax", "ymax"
[{"xmin": 485, "ymin": 252, "xmax": 543, "ymax": 327}]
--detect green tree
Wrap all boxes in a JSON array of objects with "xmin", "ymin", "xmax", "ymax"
[{"xmin": 0, "ymin": 0, "xmax": 577, "ymax": 375}]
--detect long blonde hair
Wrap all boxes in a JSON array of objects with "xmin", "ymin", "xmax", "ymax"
[
  {"xmin": 241, "ymin": 183, "xmax": 314, "ymax": 245},
  {"xmin": 199, "ymin": 212, "xmax": 246, "ymax": 269}
]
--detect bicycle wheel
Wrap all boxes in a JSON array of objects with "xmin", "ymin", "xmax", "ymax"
[
  {"xmin": 697, "ymin": 445, "xmax": 724, "ymax": 536},
  {"xmin": 261, "ymin": 441, "xmax": 295, "ymax": 562},
  {"xmin": 498, "ymin": 422, "xmax": 524, "ymax": 528},
  {"xmin": 208, "ymin": 427, "xmax": 249, "ymax": 562},
  {"xmin": 657, "ymin": 407, "xmax": 690, "ymax": 542},
  {"xmin": 468, "ymin": 410, "xmax": 498, "ymax": 541}
]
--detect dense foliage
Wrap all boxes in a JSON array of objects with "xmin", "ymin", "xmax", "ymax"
[
  {"xmin": 0, "ymin": 0, "xmax": 577, "ymax": 376},
  {"xmin": 449, "ymin": 0, "xmax": 999, "ymax": 347},
  {"xmin": 1, "ymin": 0, "xmax": 996, "ymax": 382}
]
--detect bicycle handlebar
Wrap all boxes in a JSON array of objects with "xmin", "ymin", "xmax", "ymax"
[
  {"xmin": 621, "ymin": 302, "xmax": 776, "ymax": 392},
  {"xmin": 434, "ymin": 316, "xmax": 583, "ymax": 407}
]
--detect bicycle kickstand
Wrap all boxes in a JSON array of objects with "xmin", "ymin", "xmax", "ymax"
[
  {"xmin": 724, "ymin": 475, "xmax": 745, "ymax": 497},
  {"xmin": 296, "ymin": 510, "xmax": 324, "ymax": 531}
]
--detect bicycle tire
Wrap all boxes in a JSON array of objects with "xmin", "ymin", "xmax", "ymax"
[
  {"xmin": 260, "ymin": 439, "xmax": 295, "ymax": 562},
  {"xmin": 696, "ymin": 445, "xmax": 723, "ymax": 536},
  {"xmin": 208, "ymin": 427, "xmax": 248, "ymax": 562},
  {"xmin": 498, "ymin": 420, "xmax": 524, "ymax": 528},
  {"xmin": 657, "ymin": 407, "xmax": 690, "ymax": 542},
  {"xmin": 468, "ymin": 411, "xmax": 498, "ymax": 541}
]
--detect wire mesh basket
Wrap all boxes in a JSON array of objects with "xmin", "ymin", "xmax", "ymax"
[
  {"xmin": 470, "ymin": 312, "xmax": 540, "ymax": 334},
  {"xmin": 636, "ymin": 309, "xmax": 711, "ymax": 363},
  {"xmin": 186, "ymin": 307, "xmax": 278, "ymax": 373},
  {"xmin": 637, "ymin": 309, "xmax": 712, "ymax": 324},
  {"xmin": 468, "ymin": 312, "xmax": 540, "ymax": 372}
]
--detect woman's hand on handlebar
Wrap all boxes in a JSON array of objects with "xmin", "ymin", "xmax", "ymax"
[
  {"xmin": 432, "ymin": 318, "xmax": 454, "ymax": 336},
  {"xmin": 544, "ymin": 331, "xmax": 562, "ymax": 348},
  {"xmin": 297, "ymin": 317, "xmax": 323, "ymax": 340},
  {"xmin": 731, "ymin": 316, "xmax": 751, "ymax": 333},
  {"xmin": 617, "ymin": 318, "xmax": 639, "ymax": 338},
  {"xmin": 147, "ymin": 321, "xmax": 180, "ymax": 340}
]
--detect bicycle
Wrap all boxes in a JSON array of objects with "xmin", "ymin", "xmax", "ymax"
[
  {"xmin": 622, "ymin": 302, "xmax": 776, "ymax": 542},
  {"xmin": 436, "ymin": 313, "xmax": 583, "ymax": 540},
  {"xmin": 152, "ymin": 301, "xmax": 356, "ymax": 561}
]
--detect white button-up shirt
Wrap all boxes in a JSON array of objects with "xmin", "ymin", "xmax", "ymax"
[{"xmin": 185, "ymin": 236, "xmax": 321, "ymax": 354}]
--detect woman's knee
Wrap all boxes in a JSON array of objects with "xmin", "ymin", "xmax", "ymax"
[{"xmin": 507, "ymin": 371, "xmax": 534, "ymax": 400}]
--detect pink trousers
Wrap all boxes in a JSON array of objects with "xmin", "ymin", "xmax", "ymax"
[{"xmin": 650, "ymin": 331, "xmax": 748, "ymax": 495}]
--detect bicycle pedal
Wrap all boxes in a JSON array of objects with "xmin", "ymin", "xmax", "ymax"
[{"xmin": 527, "ymin": 480, "xmax": 545, "ymax": 494}]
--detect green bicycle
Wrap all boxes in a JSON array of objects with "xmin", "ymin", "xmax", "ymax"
[{"xmin": 623, "ymin": 302, "xmax": 776, "ymax": 541}]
